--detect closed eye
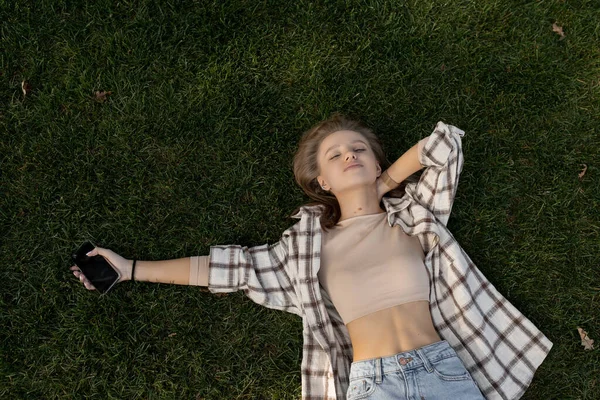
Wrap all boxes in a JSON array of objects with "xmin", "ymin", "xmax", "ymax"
[{"xmin": 330, "ymin": 148, "xmax": 365, "ymax": 160}]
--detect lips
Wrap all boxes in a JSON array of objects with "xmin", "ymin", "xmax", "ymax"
[{"xmin": 344, "ymin": 163, "xmax": 362, "ymax": 171}]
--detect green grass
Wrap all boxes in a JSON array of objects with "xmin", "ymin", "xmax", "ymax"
[{"xmin": 1, "ymin": 0, "xmax": 599, "ymax": 398}]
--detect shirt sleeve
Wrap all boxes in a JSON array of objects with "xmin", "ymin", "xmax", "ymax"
[
  {"xmin": 414, "ymin": 121, "xmax": 465, "ymax": 227},
  {"xmin": 205, "ymin": 226, "xmax": 302, "ymax": 317}
]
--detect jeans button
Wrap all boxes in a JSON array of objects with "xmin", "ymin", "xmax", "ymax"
[{"xmin": 398, "ymin": 356, "xmax": 413, "ymax": 365}]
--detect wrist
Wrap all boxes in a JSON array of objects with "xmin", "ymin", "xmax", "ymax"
[
  {"xmin": 121, "ymin": 259, "xmax": 134, "ymax": 282},
  {"xmin": 381, "ymin": 170, "xmax": 399, "ymax": 191}
]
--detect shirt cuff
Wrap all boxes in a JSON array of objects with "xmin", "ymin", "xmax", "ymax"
[{"xmin": 417, "ymin": 136, "xmax": 430, "ymax": 167}]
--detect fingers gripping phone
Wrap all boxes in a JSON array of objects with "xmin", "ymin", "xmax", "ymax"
[{"xmin": 72, "ymin": 241, "xmax": 120, "ymax": 294}]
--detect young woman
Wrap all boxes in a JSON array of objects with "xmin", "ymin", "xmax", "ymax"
[{"xmin": 71, "ymin": 113, "xmax": 552, "ymax": 400}]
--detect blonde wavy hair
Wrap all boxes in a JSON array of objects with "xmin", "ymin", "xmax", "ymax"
[{"xmin": 291, "ymin": 112, "xmax": 409, "ymax": 232}]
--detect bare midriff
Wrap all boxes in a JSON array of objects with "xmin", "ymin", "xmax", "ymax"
[{"xmin": 346, "ymin": 300, "xmax": 442, "ymax": 362}]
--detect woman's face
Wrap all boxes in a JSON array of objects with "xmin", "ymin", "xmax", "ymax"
[{"xmin": 316, "ymin": 130, "xmax": 381, "ymax": 195}]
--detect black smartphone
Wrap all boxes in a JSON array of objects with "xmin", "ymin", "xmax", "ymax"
[{"xmin": 72, "ymin": 241, "xmax": 120, "ymax": 295}]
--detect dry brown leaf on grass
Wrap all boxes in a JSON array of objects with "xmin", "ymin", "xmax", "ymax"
[
  {"xmin": 552, "ymin": 23, "xmax": 565, "ymax": 40},
  {"xmin": 93, "ymin": 90, "xmax": 113, "ymax": 102},
  {"xmin": 578, "ymin": 164, "xmax": 587, "ymax": 179},
  {"xmin": 21, "ymin": 80, "xmax": 32, "ymax": 96},
  {"xmin": 577, "ymin": 327, "xmax": 595, "ymax": 350}
]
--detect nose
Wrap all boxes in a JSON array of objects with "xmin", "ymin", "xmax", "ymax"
[{"xmin": 345, "ymin": 152, "xmax": 357, "ymax": 161}]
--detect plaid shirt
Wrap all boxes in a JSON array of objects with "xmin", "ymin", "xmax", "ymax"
[{"xmin": 208, "ymin": 121, "xmax": 553, "ymax": 400}]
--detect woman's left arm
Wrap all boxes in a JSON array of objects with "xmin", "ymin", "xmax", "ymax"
[{"xmin": 376, "ymin": 139, "xmax": 425, "ymax": 200}]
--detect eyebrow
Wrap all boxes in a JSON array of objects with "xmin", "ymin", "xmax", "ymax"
[{"xmin": 325, "ymin": 140, "xmax": 367, "ymax": 155}]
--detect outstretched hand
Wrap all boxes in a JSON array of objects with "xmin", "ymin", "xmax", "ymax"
[{"xmin": 70, "ymin": 246, "xmax": 133, "ymax": 290}]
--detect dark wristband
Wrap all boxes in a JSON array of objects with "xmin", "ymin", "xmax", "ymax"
[{"xmin": 131, "ymin": 259, "xmax": 137, "ymax": 281}]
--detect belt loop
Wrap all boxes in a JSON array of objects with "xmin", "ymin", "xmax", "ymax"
[
  {"xmin": 415, "ymin": 348, "xmax": 433, "ymax": 373},
  {"xmin": 375, "ymin": 358, "xmax": 382, "ymax": 384}
]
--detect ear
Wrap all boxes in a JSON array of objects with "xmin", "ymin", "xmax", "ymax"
[
  {"xmin": 377, "ymin": 164, "xmax": 381, "ymax": 177},
  {"xmin": 316, "ymin": 175, "xmax": 327, "ymax": 189}
]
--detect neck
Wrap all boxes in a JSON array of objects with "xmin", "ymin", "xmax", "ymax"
[{"xmin": 335, "ymin": 185, "xmax": 385, "ymax": 222}]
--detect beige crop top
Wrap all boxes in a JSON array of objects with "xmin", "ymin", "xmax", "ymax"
[{"xmin": 318, "ymin": 211, "xmax": 430, "ymax": 325}]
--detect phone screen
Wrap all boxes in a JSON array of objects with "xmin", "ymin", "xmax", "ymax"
[{"xmin": 72, "ymin": 241, "xmax": 120, "ymax": 294}]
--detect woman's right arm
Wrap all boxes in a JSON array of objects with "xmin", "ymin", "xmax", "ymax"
[
  {"xmin": 70, "ymin": 247, "xmax": 210, "ymax": 289},
  {"xmin": 72, "ymin": 236, "xmax": 303, "ymax": 316}
]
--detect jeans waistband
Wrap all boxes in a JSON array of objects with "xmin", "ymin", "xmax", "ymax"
[{"xmin": 348, "ymin": 339, "xmax": 456, "ymax": 380}]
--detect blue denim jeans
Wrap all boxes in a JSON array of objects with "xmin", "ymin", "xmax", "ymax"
[{"xmin": 346, "ymin": 339, "xmax": 485, "ymax": 400}]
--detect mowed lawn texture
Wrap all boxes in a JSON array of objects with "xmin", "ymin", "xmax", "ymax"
[{"xmin": 1, "ymin": 1, "xmax": 599, "ymax": 399}]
